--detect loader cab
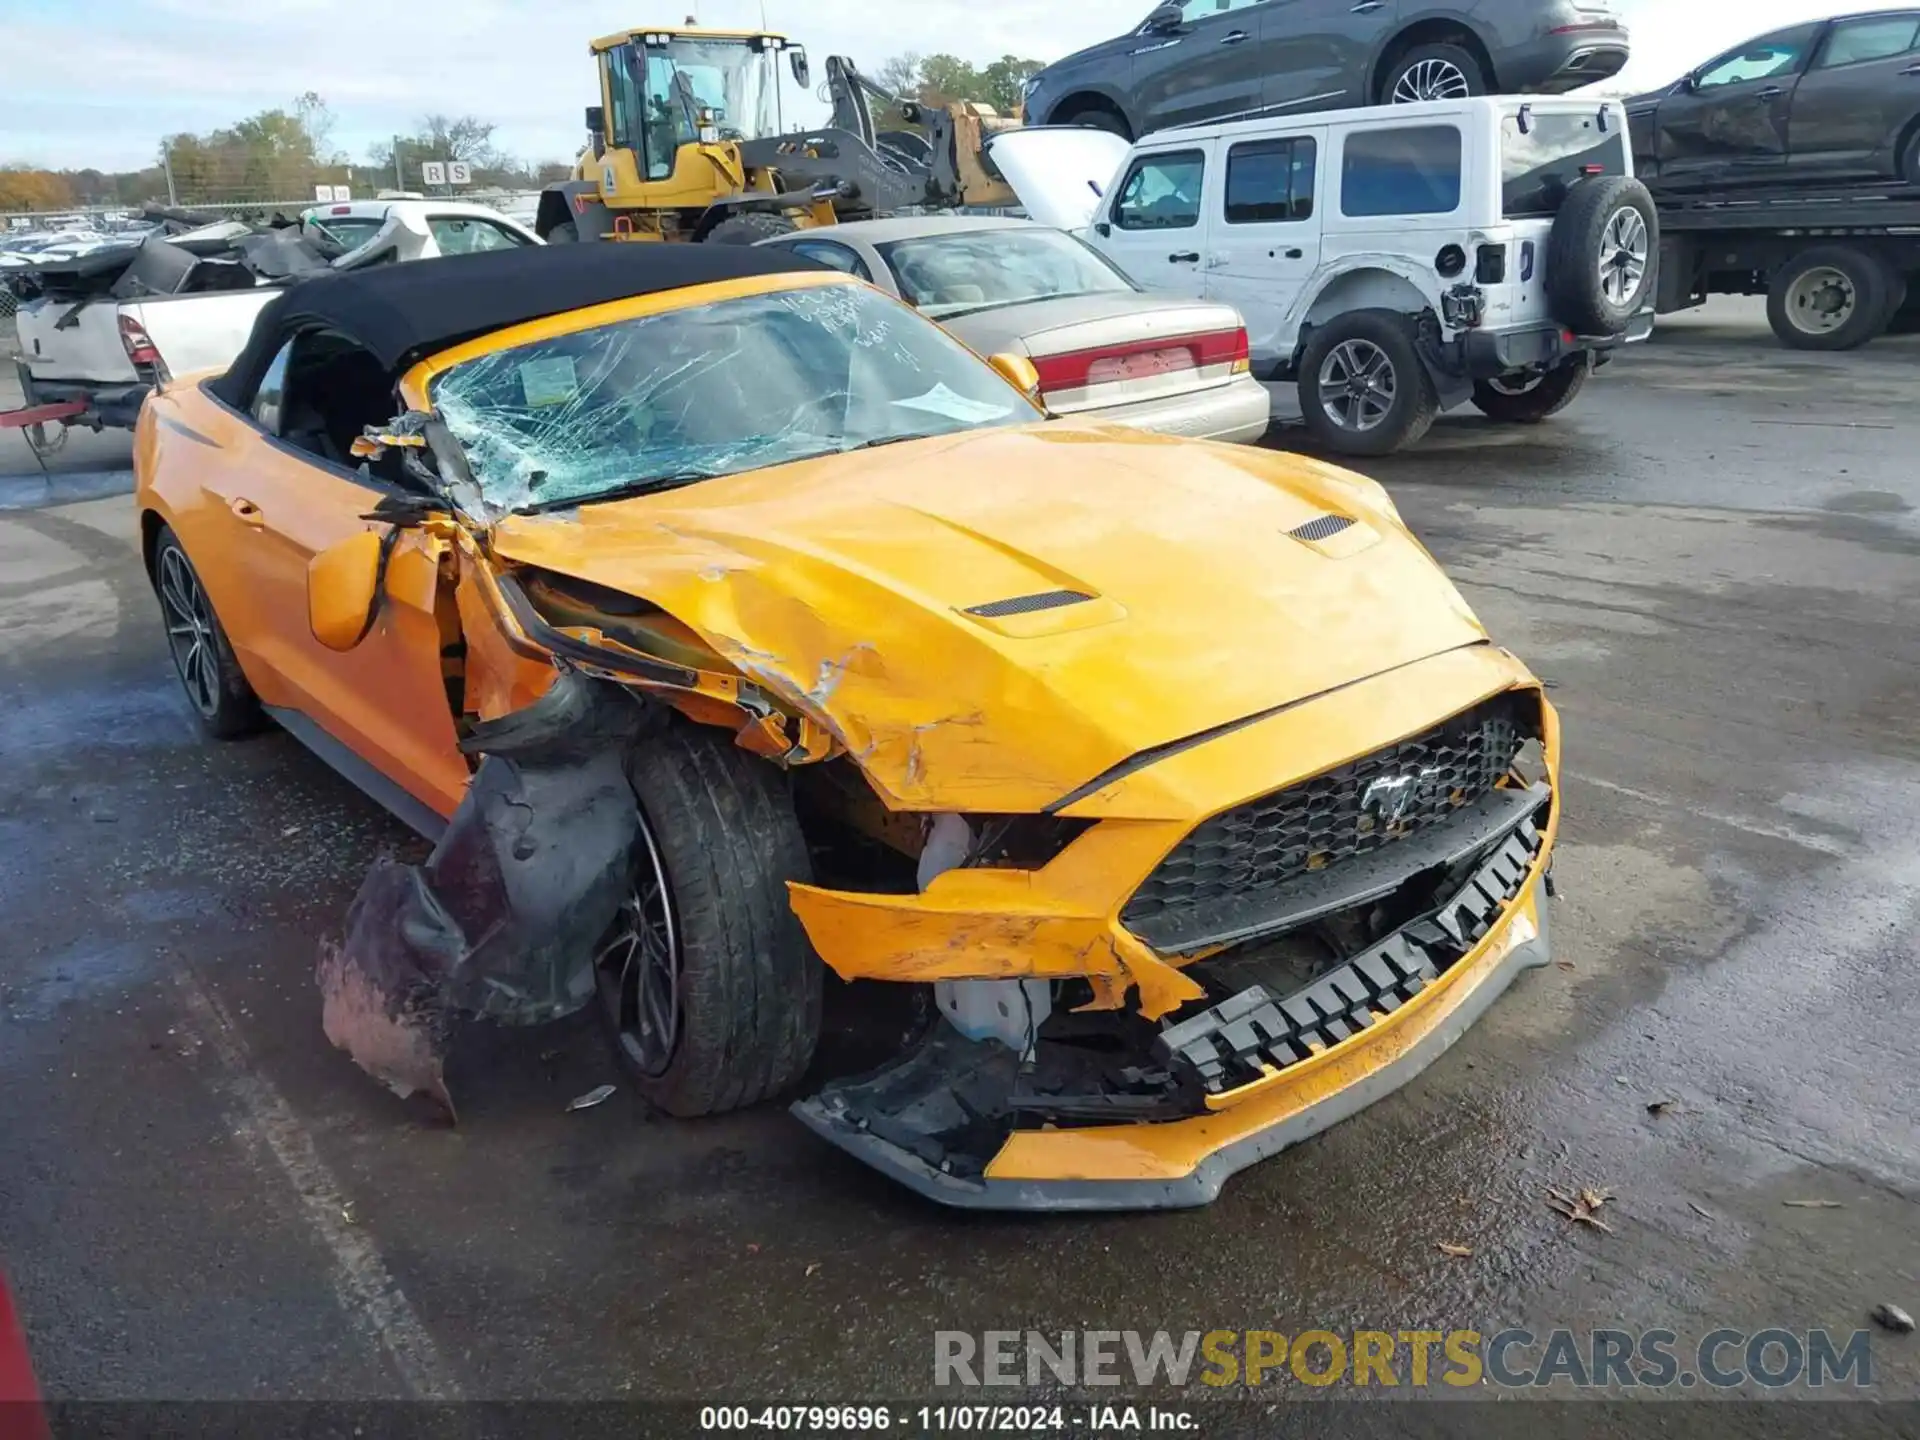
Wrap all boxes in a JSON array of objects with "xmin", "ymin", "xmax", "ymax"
[{"xmin": 591, "ymin": 28, "xmax": 807, "ymax": 186}]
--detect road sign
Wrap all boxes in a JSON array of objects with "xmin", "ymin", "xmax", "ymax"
[
  {"xmin": 313, "ymin": 183, "xmax": 331, "ymax": 201},
  {"xmin": 446, "ymin": 161, "xmax": 472, "ymax": 186},
  {"xmin": 331, "ymin": 185, "xmax": 352, "ymax": 202},
  {"xmin": 421, "ymin": 161, "xmax": 447, "ymax": 186}
]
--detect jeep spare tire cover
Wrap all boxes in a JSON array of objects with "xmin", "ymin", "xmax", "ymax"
[{"xmin": 1545, "ymin": 175, "xmax": 1659, "ymax": 336}]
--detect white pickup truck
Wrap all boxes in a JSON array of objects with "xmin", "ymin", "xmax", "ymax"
[{"xmin": 9, "ymin": 201, "xmax": 540, "ymax": 432}]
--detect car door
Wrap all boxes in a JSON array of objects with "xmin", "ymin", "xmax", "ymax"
[
  {"xmin": 1134, "ymin": 0, "xmax": 1277, "ymax": 132},
  {"xmin": 1259, "ymin": 0, "xmax": 1396, "ymax": 113},
  {"xmin": 1203, "ymin": 129, "xmax": 1324, "ymax": 369},
  {"xmin": 1094, "ymin": 144, "xmax": 1213, "ymax": 298},
  {"xmin": 1787, "ymin": 12, "xmax": 1920, "ymax": 179},
  {"xmin": 1652, "ymin": 22, "xmax": 1824, "ymax": 189},
  {"xmin": 200, "ymin": 334, "xmax": 471, "ymax": 821}
]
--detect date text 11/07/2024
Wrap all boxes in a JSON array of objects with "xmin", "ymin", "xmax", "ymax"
[{"xmin": 698, "ymin": 1407, "xmax": 1197, "ymax": 1432}]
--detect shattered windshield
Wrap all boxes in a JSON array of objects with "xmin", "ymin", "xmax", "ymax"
[
  {"xmin": 877, "ymin": 228, "xmax": 1135, "ymax": 320},
  {"xmin": 432, "ymin": 282, "xmax": 1036, "ymax": 516}
]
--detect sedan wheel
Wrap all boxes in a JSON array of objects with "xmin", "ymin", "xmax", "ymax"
[{"xmin": 594, "ymin": 812, "xmax": 682, "ymax": 1079}]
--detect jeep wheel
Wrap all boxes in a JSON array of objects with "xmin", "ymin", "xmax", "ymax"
[
  {"xmin": 1381, "ymin": 45, "xmax": 1488, "ymax": 105},
  {"xmin": 1296, "ymin": 310, "xmax": 1439, "ymax": 458},
  {"xmin": 704, "ymin": 212, "xmax": 798, "ymax": 245},
  {"xmin": 597, "ymin": 724, "xmax": 821, "ymax": 1116},
  {"xmin": 1471, "ymin": 362, "xmax": 1588, "ymax": 424},
  {"xmin": 1766, "ymin": 246, "xmax": 1895, "ymax": 351},
  {"xmin": 1545, "ymin": 176, "xmax": 1658, "ymax": 335}
]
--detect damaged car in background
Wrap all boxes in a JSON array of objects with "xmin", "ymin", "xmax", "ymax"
[
  {"xmin": 7, "ymin": 201, "xmax": 538, "ymax": 442},
  {"xmin": 133, "ymin": 242, "xmax": 1560, "ymax": 1211}
]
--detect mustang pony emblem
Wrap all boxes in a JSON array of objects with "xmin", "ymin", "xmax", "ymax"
[{"xmin": 1361, "ymin": 766, "xmax": 1439, "ymax": 827}]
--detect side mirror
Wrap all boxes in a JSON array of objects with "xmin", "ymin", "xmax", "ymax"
[
  {"xmin": 308, "ymin": 530, "xmax": 387, "ymax": 652},
  {"xmin": 789, "ymin": 47, "xmax": 811, "ymax": 89},
  {"xmin": 585, "ymin": 104, "xmax": 605, "ymax": 134},
  {"xmin": 987, "ymin": 351, "xmax": 1043, "ymax": 400},
  {"xmin": 1143, "ymin": 3, "xmax": 1185, "ymax": 34}
]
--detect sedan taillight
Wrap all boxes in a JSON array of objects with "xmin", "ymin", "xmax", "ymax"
[{"xmin": 1031, "ymin": 326, "xmax": 1250, "ymax": 395}]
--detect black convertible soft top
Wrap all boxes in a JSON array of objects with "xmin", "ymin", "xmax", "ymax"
[{"xmin": 209, "ymin": 241, "xmax": 827, "ymax": 407}]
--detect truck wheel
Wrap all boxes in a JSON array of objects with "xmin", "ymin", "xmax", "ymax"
[
  {"xmin": 1546, "ymin": 176, "xmax": 1659, "ymax": 335},
  {"xmin": 704, "ymin": 212, "xmax": 798, "ymax": 245},
  {"xmin": 545, "ymin": 221, "xmax": 578, "ymax": 243},
  {"xmin": 1766, "ymin": 246, "xmax": 1894, "ymax": 351},
  {"xmin": 150, "ymin": 523, "xmax": 264, "ymax": 740},
  {"xmin": 596, "ymin": 724, "xmax": 821, "ymax": 1117},
  {"xmin": 1471, "ymin": 362, "xmax": 1588, "ymax": 423},
  {"xmin": 1296, "ymin": 310, "xmax": 1439, "ymax": 457}
]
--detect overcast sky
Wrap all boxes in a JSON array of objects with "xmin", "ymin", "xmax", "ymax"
[{"xmin": 0, "ymin": 0, "xmax": 1855, "ymax": 172}]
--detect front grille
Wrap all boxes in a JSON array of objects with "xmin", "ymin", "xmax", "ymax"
[
  {"xmin": 964, "ymin": 589, "xmax": 1093, "ymax": 618},
  {"xmin": 1122, "ymin": 694, "xmax": 1535, "ymax": 951}
]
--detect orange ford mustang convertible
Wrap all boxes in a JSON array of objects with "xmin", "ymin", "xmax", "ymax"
[{"xmin": 135, "ymin": 243, "xmax": 1559, "ymax": 1210}]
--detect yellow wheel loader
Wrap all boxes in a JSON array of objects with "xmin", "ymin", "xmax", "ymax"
[{"xmin": 533, "ymin": 27, "xmax": 1025, "ymax": 246}]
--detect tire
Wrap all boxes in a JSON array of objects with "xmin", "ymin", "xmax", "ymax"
[
  {"xmin": 545, "ymin": 221, "xmax": 579, "ymax": 244},
  {"xmin": 1901, "ymin": 127, "xmax": 1920, "ymax": 186},
  {"xmin": 150, "ymin": 523, "xmax": 263, "ymax": 740},
  {"xmin": 1380, "ymin": 43, "xmax": 1490, "ymax": 105},
  {"xmin": 1061, "ymin": 107, "xmax": 1132, "ymax": 140},
  {"xmin": 1886, "ymin": 280, "xmax": 1920, "ymax": 335},
  {"xmin": 704, "ymin": 212, "xmax": 798, "ymax": 245},
  {"xmin": 1765, "ymin": 245, "xmax": 1895, "ymax": 351},
  {"xmin": 1545, "ymin": 175, "xmax": 1659, "ymax": 335},
  {"xmin": 596, "ymin": 723, "xmax": 821, "ymax": 1117},
  {"xmin": 1471, "ymin": 361, "xmax": 1588, "ymax": 423},
  {"xmin": 1295, "ymin": 309, "xmax": 1439, "ymax": 457}
]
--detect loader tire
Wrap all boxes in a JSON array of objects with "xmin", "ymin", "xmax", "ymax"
[
  {"xmin": 545, "ymin": 221, "xmax": 579, "ymax": 243},
  {"xmin": 1546, "ymin": 175, "xmax": 1658, "ymax": 335},
  {"xmin": 597, "ymin": 723, "xmax": 821, "ymax": 1117},
  {"xmin": 705, "ymin": 212, "xmax": 798, "ymax": 245}
]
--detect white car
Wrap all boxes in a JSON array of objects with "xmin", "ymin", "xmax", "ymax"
[
  {"xmin": 757, "ymin": 214, "xmax": 1271, "ymax": 444},
  {"xmin": 299, "ymin": 199, "xmax": 542, "ymax": 264},
  {"xmin": 998, "ymin": 97, "xmax": 1659, "ymax": 456}
]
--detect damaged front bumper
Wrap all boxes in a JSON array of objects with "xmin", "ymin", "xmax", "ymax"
[
  {"xmin": 794, "ymin": 836, "xmax": 1553, "ymax": 1211},
  {"xmin": 790, "ymin": 647, "xmax": 1562, "ymax": 1211}
]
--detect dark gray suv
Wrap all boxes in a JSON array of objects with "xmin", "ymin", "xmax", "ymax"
[{"xmin": 1021, "ymin": 0, "xmax": 1629, "ymax": 140}]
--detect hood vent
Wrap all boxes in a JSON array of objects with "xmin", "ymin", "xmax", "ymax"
[
  {"xmin": 1288, "ymin": 514, "xmax": 1356, "ymax": 543},
  {"xmin": 964, "ymin": 589, "xmax": 1095, "ymax": 619}
]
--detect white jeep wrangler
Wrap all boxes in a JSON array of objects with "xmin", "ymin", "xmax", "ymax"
[{"xmin": 999, "ymin": 96, "xmax": 1658, "ymax": 456}]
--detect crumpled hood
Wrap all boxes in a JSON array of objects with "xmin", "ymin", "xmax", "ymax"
[{"xmin": 487, "ymin": 424, "xmax": 1488, "ymax": 813}]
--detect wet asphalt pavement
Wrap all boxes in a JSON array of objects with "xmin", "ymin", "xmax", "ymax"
[{"xmin": 2, "ymin": 299, "xmax": 1918, "ymax": 1417}]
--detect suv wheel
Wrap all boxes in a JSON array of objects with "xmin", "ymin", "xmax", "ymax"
[
  {"xmin": 1545, "ymin": 176, "xmax": 1659, "ymax": 334},
  {"xmin": 1471, "ymin": 362, "xmax": 1588, "ymax": 424},
  {"xmin": 1381, "ymin": 44, "xmax": 1488, "ymax": 104},
  {"xmin": 1766, "ymin": 246, "xmax": 1896, "ymax": 351},
  {"xmin": 1296, "ymin": 310, "xmax": 1439, "ymax": 458}
]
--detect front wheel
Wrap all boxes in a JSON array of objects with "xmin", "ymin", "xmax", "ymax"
[
  {"xmin": 1766, "ymin": 246, "xmax": 1895, "ymax": 351},
  {"xmin": 1062, "ymin": 107, "xmax": 1132, "ymax": 140},
  {"xmin": 1471, "ymin": 362, "xmax": 1589, "ymax": 424},
  {"xmin": 595, "ymin": 724, "xmax": 821, "ymax": 1117},
  {"xmin": 1295, "ymin": 310, "xmax": 1439, "ymax": 457}
]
